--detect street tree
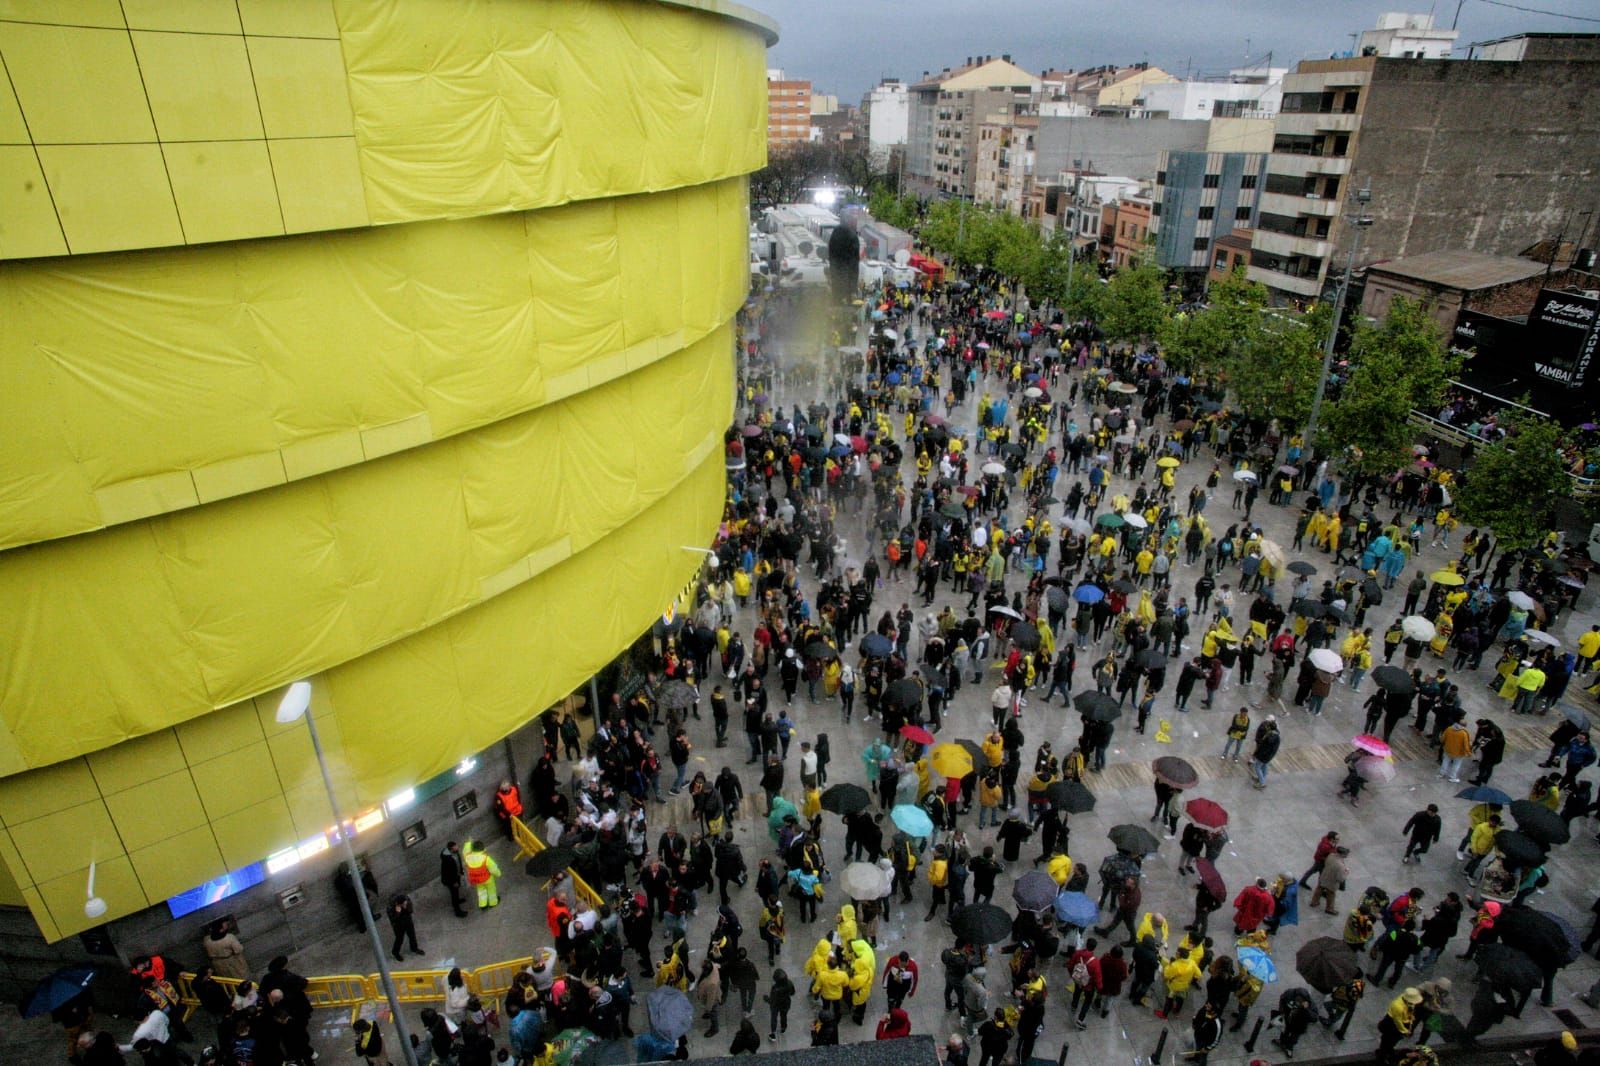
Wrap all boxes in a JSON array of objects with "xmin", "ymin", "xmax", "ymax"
[
  {"xmin": 1453, "ymin": 411, "xmax": 1571, "ymax": 550},
  {"xmin": 1227, "ymin": 303, "xmax": 1329, "ymax": 428},
  {"xmin": 1159, "ymin": 265, "xmax": 1267, "ymax": 377},
  {"xmin": 1098, "ymin": 258, "xmax": 1171, "ymax": 345}
]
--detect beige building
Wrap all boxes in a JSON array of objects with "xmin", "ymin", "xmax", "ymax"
[
  {"xmin": 974, "ymin": 115, "xmax": 1038, "ymax": 214},
  {"xmin": 905, "ymin": 55, "xmax": 1041, "ymax": 198}
]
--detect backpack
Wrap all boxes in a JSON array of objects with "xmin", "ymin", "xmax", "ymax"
[{"xmin": 1070, "ymin": 956, "xmax": 1092, "ymax": 987}]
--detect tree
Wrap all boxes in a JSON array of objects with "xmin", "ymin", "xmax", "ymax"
[
  {"xmin": 1158, "ymin": 265, "xmax": 1268, "ymax": 377},
  {"xmin": 1098, "ymin": 259, "xmax": 1171, "ymax": 345},
  {"xmin": 1319, "ymin": 297, "xmax": 1461, "ymax": 475},
  {"xmin": 867, "ymin": 187, "xmax": 919, "ymax": 231},
  {"xmin": 1227, "ymin": 303, "xmax": 1329, "ymax": 427},
  {"xmin": 1453, "ymin": 412, "xmax": 1571, "ymax": 550}
]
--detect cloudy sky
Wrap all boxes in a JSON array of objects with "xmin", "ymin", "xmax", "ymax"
[{"xmin": 755, "ymin": 0, "xmax": 1593, "ymax": 101}]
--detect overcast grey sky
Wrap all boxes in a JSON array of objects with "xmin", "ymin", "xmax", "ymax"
[{"xmin": 756, "ymin": 0, "xmax": 1594, "ymax": 101}]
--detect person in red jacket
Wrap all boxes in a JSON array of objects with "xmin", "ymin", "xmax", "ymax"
[
  {"xmin": 1297, "ymin": 830, "xmax": 1340, "ymax": 888},
  {"xmin": 1094, "ymin": 945, "xmax": 1129, "ymax": 1021},
  {"xmin": 545, "ymin": 891, "xmax": 572, "ymax": 941},
  {"xmin": 1067, "ymin": 938, "xmax": 1103, "ymax": 1029},
  {"xmin": 875, "ymin": 1007, "xmax": 912, "ymax": 1040},
  {"xmin": 1233, "ymin": 878, "xmax": 1275, "ymax": 934}
]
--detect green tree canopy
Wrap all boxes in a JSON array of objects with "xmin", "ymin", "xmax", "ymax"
[
  {"xmin": 1453, "ymin": 411, "xmax": 1571, "ymax": 550},
  {"xmin": 1158, "ymin": 265, "xmax": 1267, "ymax": 377},
  {"xmin": 1227, "ymin": 302, "xmax": 1330, "ymax": 428},
  {"xmin": 1098, "ymin": 259, "xmax": 1171, "ymax": 345}
]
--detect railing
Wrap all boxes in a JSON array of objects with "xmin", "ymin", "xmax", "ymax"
[
  {"xmin": 510, "ymin": 815, "xmax": 604, "ymax": 909},
  {"xmin": 1407, "ymin": 410, "xmax": 1599, "ymax": 499}
]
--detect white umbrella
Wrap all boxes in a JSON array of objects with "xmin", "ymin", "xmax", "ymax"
[
  {"xmin": 1024, "ymin": 387, "xmax": 1044, "ymax": 399},
  {"xmin": 1113, "ymin": 434, "xmax": 1135, "ymax": 445},
  {"xmin": 1232, "ymin": 469, "xmax": 1258, "ymax": 483},
  {"xmin": 1123, "ymin": 514, "xmax": 1149, "ymax": 529},
  {"xmin": 1109, "ymin": 382, "xmax": 1138, "ymax": 394},
  {"xmin": 1523, "ymin": 629, "xmax": 1561, "ymax": 647},
  {"xmin": 881, "ymin": 328, "xmax": 898, "ymax": 340},
  {"xmin": 1062, "ymin": 518, "xmax": 1091, "ymax": 536},
  {"xmin": 834, "ymin": 433, "xmax": 852, "ymax": 447},
  {"xmin": 982, "ymin": 462, "xmax": 1006, "ymax": 476},
  {"xmin": 1401, "ymin": 615, "xmax": 1436, "ymax": 641},
  {"xmin": 988, "ymin": 605, "xmax": 1024, "ymax": 620},
  {"xmin": 1506, "ymin": 590, "xmax": 1535, "ymax": 610},
  {"xmin": 1308, "ymin": 648, "xmax": 1344, "ymax": 672}
]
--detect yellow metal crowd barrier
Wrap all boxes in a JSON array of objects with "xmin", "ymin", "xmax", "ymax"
[{"xmin": 510, "ymin": 816, "xmax": 604, "ymax": 909}]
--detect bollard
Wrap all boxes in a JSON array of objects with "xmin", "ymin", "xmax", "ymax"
[
  {"xmin": 1056, "ymin": 1040, "xmax": 1069, "ymax": 1065},
  {"xmin": 1151, "ymin": 1026, "xmax": 1168, "ymax": 1064},
  {"xmin": 1242, "ymin": 1016, "xmax": 1265, "ymax": 1053}
]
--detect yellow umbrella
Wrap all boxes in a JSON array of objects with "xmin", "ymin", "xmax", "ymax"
[
  {"xmin": 1429, "ymin": 569, "xmax": 1465, "ymax": 587},
  {"xmin": 1156, "ymin": 456, "xmax": 1181, "ymax": 469},
  {"xmin": 930, "ymin": 743, "xmax": 975, "ymax": 779}
]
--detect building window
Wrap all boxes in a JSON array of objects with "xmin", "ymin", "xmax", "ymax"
[
  {"xmin": 1202, "ymin": 173, "xmax": 1220, "ymax": 189},
  {"xmin": 1236, "ymin": 205, "xmax": 1252, "ymax": 221},
  {"xmin": 1240, "ymin": 174, "xmax": 1257, "ymax": 189},
  {"xmin": 1214, "ymin": 251, "xmax": 1229, "ymax": 270},
  {"xmin": 1198, "ymin": 206, "xmax": 1214, "ymax": 220},
  {"xmin": 1193, "ymin": 237, "xmax": 1209, "ymax": 251},
  {"xmin": 1152, "ymin": 202, "xmax": 1162, "ymax": 217},
  {"xmin": 1156, "ymin": 170, "xmax": 1166, "ymax": 186}
]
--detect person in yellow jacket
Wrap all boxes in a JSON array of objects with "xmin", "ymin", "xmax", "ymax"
[
  {"xmin": 835, "ymin": 904, "xmax": 858, "ymax": 945},
  {"xmin": 1578, "ymin": 625, "xmax": 1600, "ymax": 673},
  {"xmin": 982, "ymin": 731, "xmax": 1005, "ymax": 769},
  {"xmin": 847, "ymin": 939, "xmax": 876, "ymax": 1022},
  {"xmin": 462, "ymin": 840, "xmax": 501, "ymax": 909},
  {"xmin": 813, "ymin": 961, "xmax": 848, "ymax": 1012},
  {"xmin": 925, "ymin": 845, "xmax": 950, "ymax": 921},
  {"xmin": 804, "ymin": 938, "xmax": 833, "ymax": 981},
  {"xmin": 1136, "ymin": 548, "xmax": 1154, "ymax": 578},
  {"xmin": 1047, "ymin": 852, "xmax": 1073, "ymax": 887},
  {"xmin": 1038, "ymin": 619, "xmax": 1056, "ymax": 659},
  {"xmin": 803, "ymin": 786, "xmax": 823, "ymax": 821},
  {"xmin": 1136, "ymin": 912, "xmax": 1170, "ymax": 949},
  {"xmin": 1158, "ymin": 953, "xmax": 1202, "ymax": 1018}
]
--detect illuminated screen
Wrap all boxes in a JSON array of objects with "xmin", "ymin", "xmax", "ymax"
[{"xmin": 167, "ymin": 862, "xmax": 266, "ymax": 919}]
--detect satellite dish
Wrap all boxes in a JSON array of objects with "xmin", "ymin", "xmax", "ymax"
[
  {"xmin": 798, "ymin": 240, "xmax": 814, "ymax": 257},
  {"xmin": 894, "ymin": 249, "xmax": 911, "ymax": 267}
]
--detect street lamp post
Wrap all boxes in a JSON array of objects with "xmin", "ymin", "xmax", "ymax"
[
  {"xmin": 1303, "ymin": 185, "xmax": 1373, "ymax": 452},
  {"xmin": 276, "ymin": 682, "xmax": 420, "ymax": 1066}
]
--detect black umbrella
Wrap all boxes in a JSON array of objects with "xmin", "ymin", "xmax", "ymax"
[
  {"xmin": 1045, "ymin": 586, "xmax": 1070, "ymax": 611},
  {"xmin": 820, "ymin": 783, "xmax": 871, "ymax": 816},
  {"xmin": 1492, "ymin": 908, "xmax": 1574, "ymax": 967},
  {"xmin": 1359, "ymin": 578, "xmax": 1384, "ymax": 603},
  {"xmin": 1012, "ymin": 870, "xmax": 1058, "ymax": 912},
  {"xmin": 1046, "ymin": 780, "xmax": 1096, "ymax": 813},
  {"xmin": 1290, "ymin": 598, "xmax": 1323, "ymax": 618},
  {"xmin": 999, "ymin": 443, "xmax": 1025, "ymax": 457},
  {"xmin": 1135, "ymin": 647, "xmax": 1166, "ymax": 671},
  {"xmin": 955, "ymin": 738, "xmax": 988, "ymax": 766},
  {"xmin": 1009, "ymin": 621, "xmax": 1041, "ymax": 651},
  {"xmin": 1074, "ymin": 691, "xmax": 1122, "ymax": 722},
  {"xmin": 952, "ymin": 902, "xmax": 1012, "ymax": 945},
  {"xmin": 1509, "ymin": 800, "xmax": 1570, "ymax": 846},
  {"xmin": 1111, "ymin": 578, "xmax": 1137, "ymax": 595},
  {"xmin": 804, "ymin": 640, "xmax": 839, "ymax": 660},
  {"xmin": 1475, "ymin": 944, "xmax": 1543, "ymax": 990},
  {"xmin": 1371, "ymin": 665, "xmax": 1414, "ymax": 695},
  {"xmin": 939, "ymin": 501, "xmax": 967, "ymax": 519},
  {"xmin": 1287, "ymin": 561, "xmax": 1317, "ymax": 576},
  {"xmin": 1152, "ymin": 756, "xmax": 1198, "ymax": 789},
  {"xmin": 1108, "ymin": 823, "xmax": 1161, "ymax": 854},
  {"xmin": 655, "ymin": 681, "xmax": 698, "ymax": 711},
  {"xmin": 1494, "ymin": 829, "xmax": 1546, "ymax": 868},
  {"xmin": 1296, "ymin": 937, "xmax": 1359, "ymax": 993},
  {"xmin": 860, "ymin": 633, "xmax": 894, "ymax": 658},
  {"xmin": 525, "ymin": 847, "xmax": 577, "ymax": 877},
  {"xmin": 884, "ymin": 678, "xmax": 923, "ymax": 710}
]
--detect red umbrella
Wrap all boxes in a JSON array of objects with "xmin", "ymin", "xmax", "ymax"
[
  {"xmin": 984, "ymin": 310, "xmax": 1008, "ymax": 320},
  {"xmin": 900, "ymin": 724, "xmax": 935, "ymax": 745},
  {"xmin": 1184, "ymin": 798, "xmax": 1228, "ymax": 830},
  {"xmin": 923, "ymin": 415, "xmax": 947, "ymax": 427},
  {"xmin": 956, "ymin": 485, "xmax": 981, "ymax": 497},
  {"xmin": 1195, "ymin": 858, "xmax": 1225, "ymax": 900},
  {"xmin": 1352, "ymin": 734, "xmax": 1390, "ymax": 758},
  {"xmin": 850, "ymin": 435, "xmax": 869, "ymax": 454}
]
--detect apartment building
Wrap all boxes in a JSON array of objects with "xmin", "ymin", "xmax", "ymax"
[
  {"xmin": 905, "ymin": 55, "xmax": 1041, "ymax": 198},
  {"xmin": 767, "ymin": 69, "xmax": 813, "ymax": 150},
  {"xmin": 974, "ymin": 115, "xmax": 1038, "ymax": 214},
  {"xmin": 1150, "ymin": 149, "xmax": 1266, "ymax": 276}
]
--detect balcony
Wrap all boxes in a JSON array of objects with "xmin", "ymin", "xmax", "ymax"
[
  {"xmin": 1252, "ymin": 227, "xmax": 1331, "ymax": 261},
  {"xmin": 1259, "ymin": 191, "xmax": 1340, "ymax": 219},
  {"xmin": 1248, "ymin": 264, "xmax": 1322, "ymax": 298},
  {"xmin": 1275, "ymin": 111, "xmax": 1360, "ymax": 136},
  {"xmin": 1268, "ymin": 154, "xmax": 1351, "ymax": 179}
]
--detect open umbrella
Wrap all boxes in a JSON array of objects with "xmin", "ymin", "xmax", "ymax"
[
  {"xmin": 1195, "ymin": 858, "xmax": 1225, "ymax": 901},
  {"xmin": 956, "ymin": 484, "xmax": 982, "ymax": 497},
  {"xmin": 1045, "ymin": 586, "xmax": 1070, "ymax": 612},
  {"xmin": 952, "ymin": 903, "xmax": 1012, "ymax": 944},
  {"xmin": 988, "ymin": 605, "xmax": 1024, "ymax": 620},
  {"xmin": 1156, "ymin": 456, "xmax": 1181, "ymax": 469},
  {"xmin": 21, "ymin": 966, "xmax": 97, "ymax": 1019},
  {"xmin": 1372, "ymin": 665, "xmax": 1414, "ymax": 694},
  {"xmin": 1355, "ymin": 756, "xmax": 1395, "ymax": 783},
  {"xmin": 899, "ymin": 724, "xmax": 935, "ymax": 746},
  {"xmin": 655, "ymin": 681, "xmax": 699, "ymax": 711},
  {"xmin": 1286, "ymin": 560, "xmax": 1316, "ymax": 576},
  {"xmin": 1073, "ymin": 583, "xmax": 1105, "ymax": 604},
  {"xmin": 939, "ymin": 501, "xmax": 968, "ymax": 519},
  {"xmin": 1506, "ymin": 590, "xmax": 1536, "ymax": 610},
  {"xmin": 930, "ymin": 744, "xmax": 975, "ymax": 779},
  {"xmin": 821, "ymin": 783, "xmax": 871, "ymax": 815},
  {"xmin": 1523, "ymin": 629, "xmax": 1561, "ymax": 648},
  {"xmin": 1095, "ymin": 513, "xmax": 1125, "ymax": 529},
  {"xmin": 1494, "ymin": 829, "xmax": 1546, "ymax": 868},
  {"xmin": 647, "ymin": 987, "xmax": 694, "ymax": 1039},
  {"xmin": 1401, "ymin": 616, "xmax": 1436, "ymax": 641},
  {"xmin": 1054, "ymin": 890, "xmax": 1099, "ymax": 927},
  {"xmin": 1009, "ymin": 621, "xmax": 1041, "ymax": 651},
  {"xmin": 891, "ymin": 804, "xmax": 934, "ymax": 837},
  {"xmin": 1296, "ymin": 937, "xmax": 1359, "ymax": 993},
  {"xmin": 1074, "ymin": 691, "xmax": 1122, "ymax": 722},
  {"xmin": 1493, "ymin": 908, "xmax": 1575, "ymax": 967},
  {"xmin": 860, "ymin": 633, "xmax": 894, "ymax": 658},
  {"xmin": 982, "ymin": 461, "xmax": 1007, "ymax": 476},
  {"xmin": 805, "ymin": 640, "xmax": 839, "ymax": 660},
  {"xmin": 1510, "ymin": 799, "xmax": 1570, "ymax": 846},
  {"xmin": 955, "ymin": 738, "xmax": 988, "ymax": 766},
  {"xmin": 1237, "ymin": 946, "xmax": 1278, "ymax": 983},
  {"xmin": 886, "ymin": 679, "xmax": 924, "ymax": 711},
  {"xmin": 1012, "ymin": 870, "xmax": 1058, "ymax": 912},
  {"xmin": 1109, "ymin": 381, "xmax": 1139, "ymax": 394},
  {"xmin": 1152, "ymin": 756, "xmax": 1199, "ymax": 789},
  {"xmin": 1475, "ymin": 944, "xmax": 1543, "ymax": 990},
  {"xmin": 1429, "ymin": 569, "xmax": 1465, "ymax": 587},
  {"xmin": 1123, "ymin": 513, "xmax": 1149, "ymax": 529},
  {"xmin": 1108, "ymin": 824, "xmax": 1161, "ymax": 855},
  {"xmin": 1047, "ymin": 780, "xmax": 1096, "ymax": 813},
  {"xmin": 1455, "ymin": 784, "xmax": 1512, "ymax": 805},
  {"xmin": 1308, "ymin": 648, "xmax": 1343, "ymax": 673},
  {"xmin": 1351, "ymin": 734, "xmax": 1391, "ymax": 757},
  {"xmin": 1561, "ymin": 704, "xmax": 1595, "ymax": 731},
  {"xmin": 841, "ymin": 861, "xmax": 888, "ymax": 900},
  {"xmin": 1183, "ymin": 798, "xmax": 1228, "ymax": 829},
  {"xmin": 741, "ymin": 424, "xmax": 763, "ymax": 438},
  {"xmin": 1024, "ymin": 387, "xmax": 1045, "ymax": 399},
  {"xmin": 1063, "ymin": 517, "xmax": 1093, "ymax": 536},
  {"xmin": 525, "ymin": 847, "xmax": 577, "ymax": 877},
  {"xmin": 1290, "ymin": 598, "xmax": 1324, "ymax": 618},
  {"xmin": 1232, "ymin": 469, "xmax": 1258, "ymax": 483},
  {"xmin": 1111, "ymin": 578, "xmax": 1138, "ymax": 594}
]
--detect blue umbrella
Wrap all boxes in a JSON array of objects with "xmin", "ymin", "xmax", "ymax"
[
  {"xmin": 1165, "ymin": 440, "xmax": 1184, "ymax": 453},
  {"xmin": 21, "ymin": 966, "xmax": 96, "ymax": 1019},
  {"xmin": 1238, "ymin": 946, "xmax": 1278, "ymax": 983},
  {"xmin": 1054, "ymin": 890, "xmax": 1098, "ymax": 927},
  {"xmin": 646, "ymin": 987, "xmax": 693, "ymax": 1040},
  {"xmin": 891, "ymin": 803, "xmax": 934, "ymax": 838},
  {"xmin": 1073, "ymin": 584, "xmax": 1105, "ymax": 604},
  {"xmin": 860, "ymin": 633, "xmax": 893, "ymax": 658},
  {"xmin": 1018, "ymin": 332, "xmax": 1032, "ymax": 343},
  {"xmin": 887, "ymin": 371, "xmax": 902, "ymax": 384},
  {"xmin": 1456, "ymin": 785, "xmax": 1512, "ymax": 805},
  {"xmin": 871, "ymin": 309, "xmax": 885, "ymax": 320}
]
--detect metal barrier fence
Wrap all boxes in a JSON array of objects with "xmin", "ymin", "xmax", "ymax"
[
  {"xmin": 511, "ymin": 815, "xmax": 604, "ymax": 909},
  {"xmin": 1407, "ymin": 410, "xmax": 1598, "ymax": 499}
]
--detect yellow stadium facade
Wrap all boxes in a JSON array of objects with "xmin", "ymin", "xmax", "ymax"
[{"xmin": 0, "ymin": 0, "xmax": 775, "ymax": 942}]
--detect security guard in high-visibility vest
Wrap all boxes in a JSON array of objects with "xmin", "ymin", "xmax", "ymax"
[{"xmin": 462, "ymin": 839, "xmax": 502, "ymax": 909}]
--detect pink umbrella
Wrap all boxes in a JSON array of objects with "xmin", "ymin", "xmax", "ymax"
[
  {"xmin": 1352, "ymin": 734, "xmax": 1391, "ymax": 758},
  {"xmin": 1355, "ymin": 756, "xmax": 1396, "ymax": 783}
]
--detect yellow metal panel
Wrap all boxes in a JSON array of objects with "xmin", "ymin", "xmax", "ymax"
[
  {"xmin": 0, "ymin": 145, "xmax": 67, "ymax": 258},
  {"xmin": 0, "ymin": 846, "xmax": 24, "ymax": 906},
  {"xmin": 268, "ymin": 137, "xmax": 368, "ymax": 233},
  {"xmin": 0, "ymin": 829, "xmax": 28, "ymax": 888},
  {"xmin": 132, "ymin": 32, "xmax": 262, "ymax": 141},
  {"xmin": 128, "ymin": 824, "xmax": 226, "ymax": 902},
  {"xmin": 20, "ymin": 885, "xmax": 61, "ymax": 941},
  {"xmin": 190, "ymin": 742, "xmax": 280, "ymax": 820},
  {"xmin": 0, "ymin": 24, "xmax": 156, "ymax": 143},
  {"xmin": 279, "ymin": 430, "xmax": 366, "ymax": 482},
  {"xmin": 236, "ymin": 0, "xmax": 339, "ymax": 38},
  {"xmin": 37, "ymin": 144, "xmax": 183, "ymax": 254},
  {"xmin": 92, "ymin": 471, "xmax": 203, "ymax": 526},
  {"xmin": 122, "ymin": 0, "xmax": 243, "ymax": 33},
  {"xmin": 0, "ymin": 759, "xmax": 96, "ymax": 826},
  {"xmin": 37, "ymin": 855, "xmax": 146, "ymax": 939},
  {"xmin": 359, "ymin": 413, "xmax": 433, "ymax": 460},
  {"xmin": 8, "ymin": 800, "xmax": 118, "ymax": 884},
  {"xmin": 175, "ymin": 702, "xmax": 263, "ymax": 765},
  {"xmin": 103, "ymin": 770, "xmax": 207, "ymax": 852},
  {"xmin": 246, "ymin": 37, "xmax": 353, "ymax": 139},
  {"xmin": 211, "ymin": 795, "xmax": 294, "ymax": 869},
  {"xmin": 189, "ymin": 446, "xmax": 288, "ymax": 505},
  {"xmin": 85, "ymin": 731, "xmax": 186, "ymax": 796},
  {"xmin": 0, "ymin": 65, "xmax": 29, "ymax": 143},
  {"xmin": 0, "ymin": 0, "xmax": 125, "ymax": 25},
  {"xmin": 165, "ymin": 139, "xmax": 285, "ymax": 244}
]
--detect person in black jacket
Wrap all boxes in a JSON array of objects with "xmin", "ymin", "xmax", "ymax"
[
  {"xmin": 728, "ymin": 1018, "xmax": 761, "ymax": 1055},
  {"xmin": 1402, "ymin": 805, "xmax": 1442, "ymax": 864},
  {"xmin": 1250, "ymin": 718, "xmax": 1280, "ymax": 790},
  {"xmin": 440, "ymin": 841, "xmax": 468, "ymax": 918}
]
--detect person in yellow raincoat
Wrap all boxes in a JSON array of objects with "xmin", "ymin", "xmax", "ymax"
[
  {"xmin": 463, "ymin": 840, "xmax": 501, "ymax": 909},
  {"xmin": 1429, "ymin": 614, "xmax": 1453, "ymax": 657},
  {"xmin": 835, "ymin": 904, "xmax": 858, "ymax": 945},
  {"xmin": 1048, "ymin": 852, "xmax": 1073, "ymax": 886},
  {"xmin": 1306, "ymin": 510, "xmax": 1329, "ymax": 549},
  {"xmin": 848, "ymin": 939, "xmax": 876, "ymax": 1023},
  {"xmin": 1136, "ymin": 591, "xmax": 1157, "ymax": 626},
  {"xmin": 823, "ymin": 657, "xmax": 842, "ymax": 697},
  {"xmin": 1038, "ymin": 619, "xmax": 1056, "ymax": 659},
  {"xmin": 1136, "ymin": 912, "xmax": 1170, "ymax": 949},
  {"xmin": 1322, "ymin": 514, "xmax": 1343, "ymax": 553},
  {"xmin": 803, "ymin": 787, "xmax": 822, "ymax": 821}
]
